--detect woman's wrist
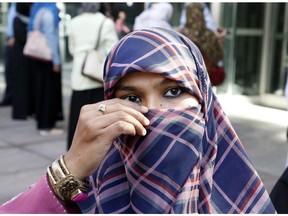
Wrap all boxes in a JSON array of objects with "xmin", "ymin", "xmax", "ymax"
[
  {"xmin": 63, "ymin": 152, "xmax": 89, "ymax": 180},
  {"xmin": 46, "ymin": 155, "xmax": 90, "ymax": 203}
]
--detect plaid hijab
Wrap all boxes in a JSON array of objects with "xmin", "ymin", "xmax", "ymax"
[{"xmin": 78, "ymin": 28, "xmax": 275, "ymax": 213}]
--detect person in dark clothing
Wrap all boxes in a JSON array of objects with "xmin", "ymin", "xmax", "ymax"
[
  {"xmin": 27, "ymin": 3, "xmax": 64, "ymax": 136},
  {"xmin": 99, "ymin": 3, "xmax": 113, "ymax": 20},
  {"xmin": 110, "ymin": 3, "xmax": 144, "ymax": 31},
  {"xmin": 11, "ymin": 3, "xmax": 34, "ymax": 119},
  {"xmin": 66, "ymin": 3, "xmax": 118, "ymax": 149},
  {"xmin": 270, "ymin": 167, "xmax": 288, "ymax": 213}
]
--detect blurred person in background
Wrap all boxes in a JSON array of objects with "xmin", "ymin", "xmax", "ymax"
[
  {"xmin": 115, "ymin": 11, "xmax": 130, "ymax": 39},
  {"xmin": 111, "ymin": 3, "xmax": 144, "ymax": 33},
  {"xmin": 179, "ymin": 2, "xmax": 227, "ymax": 41},
  {"xmin": 133, "ymin": 2, "xmax": 173, "ymax": 30},
  {"xmin": 11, "ymin": 3, "xmax": 33, "ymax": 119},
  {"xmin": 28, "ymin": 3, "xmax": 64, "ymax": 136},
  {"xmin": 67, "ymin": 3, "xmax": 118, "ymax": 150},
  {"xmin": 180, "ymin": 3, "xmax": 227, "ymax": 87},
  {"xmin": 0, "ymin": 3, "xmax": 16, "ymax": 107},
  {"xmin": 99, "ymin": 3, "xmax": 113, "ymax": 20}
]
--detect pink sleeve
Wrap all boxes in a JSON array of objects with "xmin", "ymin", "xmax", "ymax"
[{"xmin": 0, "ymin": 174, "xmax": 79, "ymax": 214}]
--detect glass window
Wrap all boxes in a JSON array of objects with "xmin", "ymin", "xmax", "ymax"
[
  {"xmin": 234, "ymin": 36, "xmax": 263, "ymax": 94},
  {"xmin": 222, "ymin": 3, "xmax": 265, "ymax": 95},
  {"xmin": 236, "ymin": 3, "xmax": 264, "ymax": 28}
]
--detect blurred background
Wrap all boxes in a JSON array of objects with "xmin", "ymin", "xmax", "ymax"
[{"xmin": 0, "ymin": 2, "xmax": 286, "ymax": 107}]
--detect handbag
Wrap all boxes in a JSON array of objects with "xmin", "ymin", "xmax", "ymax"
[
  {"xmin": 23, "ymin": 30, "xmax": 52, "ymax": 62},
  {"xmin": 81, "ymin": 18, "xmax": 106, "ymax": 82},
  {"xmin": 23, "ymin": 10, "xmax": 52, "ymax": 62}
]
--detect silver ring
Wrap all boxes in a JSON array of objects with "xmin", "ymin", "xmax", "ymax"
[{"xmin": 98, "ymin": 104, "xmax": 106, "ymax": 115}]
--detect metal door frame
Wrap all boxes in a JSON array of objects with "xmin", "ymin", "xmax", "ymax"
[{"xmin": 259, "ymin": 3, "xmax": 288, "ymax": 109}]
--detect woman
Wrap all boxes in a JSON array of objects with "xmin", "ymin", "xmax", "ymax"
[
  {"xmin": 11, "ymin": 3, "xmax": 33, "ymax": 119},
  {"xmin": 27, "ymin": 3, "xmax": 64, "ymax": 135},
  {"xmin": 115, "ymin": 11, "xmax": 130, "ymax": 39},
  {"xmin": 0, "ymin": 28, "xmax": 275, "ymax": 213},
  {"xmin": 133, "ymin": 3, "xmax": 173, "ymax": 30},
  {"xmin": 180, "ymin": 3, "xmax": 226, "ymax": 86},
  {"xmin": 67, "ymin": 3, "xmax": 118, "ymax": 150}
]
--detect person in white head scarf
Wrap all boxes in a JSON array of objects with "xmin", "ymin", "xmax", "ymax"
[{"xmin": 133, "ymin": 3, "xmax": 173, "ymax": 30}]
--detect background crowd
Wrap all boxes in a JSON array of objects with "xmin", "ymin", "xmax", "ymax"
[
  {"xmin": 0, "ymin": 3, "xmax": 63, "ymax": 136},
  {"xmin": 0, "ymin": 2, "xmax": 227, "ymax": 149}
]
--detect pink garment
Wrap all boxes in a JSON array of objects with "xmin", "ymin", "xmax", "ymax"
[
  {"xmin": 115, "ymin": 19, "xmax": 130, "ymax": 35},
  {"xmin": 0, "ymin": 174, "xmax": 71, "ymax": 213}
]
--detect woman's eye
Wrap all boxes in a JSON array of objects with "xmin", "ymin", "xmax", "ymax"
[
  {"xmin": 122, "ymin": 95, "xmax": 142, "ymax": 103},
  {"xmin": 164, "ymin": 88, "xmax": 183, "ymax": 97}
]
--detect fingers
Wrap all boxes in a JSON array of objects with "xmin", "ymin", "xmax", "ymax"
[
  {"xmin": 95, "ymin": 111, "xmax": 148, "ymax": 137},
  {"xmin": 76, "ymin": 98, "xmax": 150, "ymax": 142},
  {"xmin": 102, "ymin": 121, "xmax": 139, "ymax": 140},
  {"xmin": 81, "ymin": 99, "xmax": 150, "ymax": 127},
  {"xmin": 83, "ymin": 98, "xmax": 149, "ymax": 115},
  {"xmin": 105, "ymin": 103, "xmax": 150, "ymax": 127}
]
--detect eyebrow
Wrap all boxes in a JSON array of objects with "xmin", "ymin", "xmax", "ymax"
[
  {"xmin": 115, "ymin": 78, "xmax": 177, "ymax": 92},
  {"xmin": 160, "ymin": 78, "xmax": 177, "ymax": 86},
  {"xmin": 115, "ymin": 85, "xmax": 137, "ymax": 91}
]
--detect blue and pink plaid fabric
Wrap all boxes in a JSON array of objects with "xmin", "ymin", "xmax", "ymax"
[{"xmin": 78, "ymin": 28, "xmax": 276, "ymax": 213}]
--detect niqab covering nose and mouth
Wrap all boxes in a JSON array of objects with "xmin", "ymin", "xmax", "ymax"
[{"xmin": 77, "ymin": 28, "xmax": 275, "ymax": 213}]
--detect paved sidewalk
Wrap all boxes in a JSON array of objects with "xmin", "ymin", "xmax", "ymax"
[
  {"xmin": 0, "ymin": 65, "xmax": 71, "ymax": 205},
  {"xmin": 0, "ymin": 66, "xmax": 288, "ymax": 205}
]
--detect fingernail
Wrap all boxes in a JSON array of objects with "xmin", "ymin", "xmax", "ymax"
[
  {"xmin": 142, "ymin": 129, "xmax": 147, "ymax": 136},
  {"xmin": 144, "ymin": 118, "xmax": 150, "ymax": 126}
]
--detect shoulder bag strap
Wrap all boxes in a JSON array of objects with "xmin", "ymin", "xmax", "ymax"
[
  {"xmin": 34, "ymin": 8, "xmax": 46, "ymax": 30},
  {"xmin": 94, "ymin": 17, "xmax": 106, "ymax": 50}
]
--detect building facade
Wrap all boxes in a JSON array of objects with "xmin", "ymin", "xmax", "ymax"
[{"xmin": 218, "ymin": 3, "xmax": 288, "ymax": 110}]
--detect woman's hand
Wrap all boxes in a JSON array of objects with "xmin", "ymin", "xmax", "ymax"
[
  {"xmin": 64, "ymin": 98, "xmax": 150, "ymax": 180},
  {"xmin": 215, "ymin": 26, "xmax": 228, "ymax": 45}
]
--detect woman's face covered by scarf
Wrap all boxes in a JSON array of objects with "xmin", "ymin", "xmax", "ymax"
[{"xmin": 77, "ymin": 28, "xmax": 275, "ymax": 214}]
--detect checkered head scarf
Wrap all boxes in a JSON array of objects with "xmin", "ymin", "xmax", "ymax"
[{"xmin": 78, "ymin": 28, "xmax": 275, "ymax": 213}]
